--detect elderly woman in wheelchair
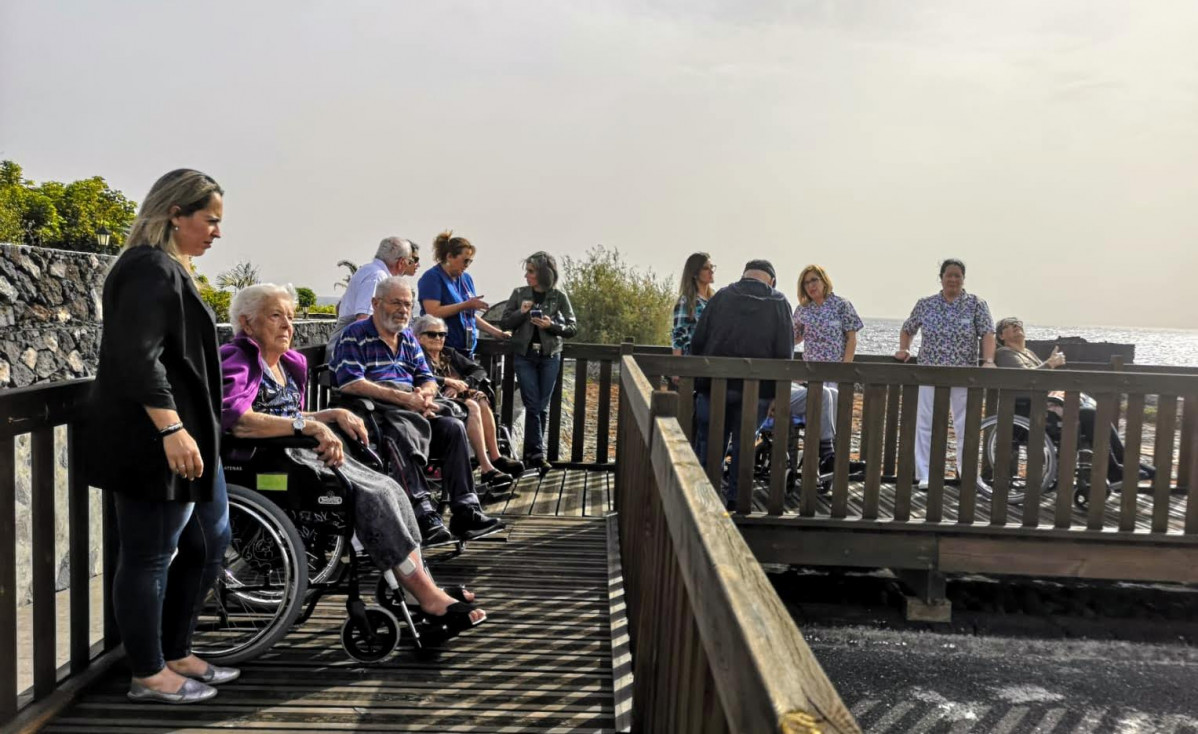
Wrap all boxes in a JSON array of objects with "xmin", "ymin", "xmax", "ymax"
[
  {"xmin": 198, "ymin": 284, "xmax": 486, "ymax": 664},
  {"xmin": 976, "ymin": 316, "xmax": 1156, "ymax": 506}
]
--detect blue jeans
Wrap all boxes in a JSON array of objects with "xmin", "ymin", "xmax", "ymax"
[
  {"xmin": 694, "ymin": 391, "xmax": 771, "ymax": 505},
  {"xmin": 112, "ymin": 464, "xmax": 231, "ymax": 677},
  {"xmin": 514, "ymin": 353, "xmax": 562, "ymax": 461}
]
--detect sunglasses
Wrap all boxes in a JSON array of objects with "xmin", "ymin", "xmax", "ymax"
[
  {"xmin": 410, "ymin": 256, "xmax": 420, "ymax": 264},
  {"xmin": 422, "ymin": 331, "xmax": 448, "ymax": 339}
]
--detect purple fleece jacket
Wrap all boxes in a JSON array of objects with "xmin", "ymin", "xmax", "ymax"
[{"xmin": 219, "ymin": 335, "xmax": 310, "ymax": 433}]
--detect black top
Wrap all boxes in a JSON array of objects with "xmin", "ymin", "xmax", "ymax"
[
  {"xmin": 691, "ymin": 277, "xmax": 793, "ymax": 399},
  {"xmin": 85, "ymin": 246, "xmax": 222, "ymax": 502}
]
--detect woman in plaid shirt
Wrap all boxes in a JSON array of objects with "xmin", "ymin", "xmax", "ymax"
[{"xmin": 672, "ymin": 253, "xmax": 716, "ymax": 356}]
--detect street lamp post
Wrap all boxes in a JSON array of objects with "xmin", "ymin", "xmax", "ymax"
[{"xmin": 95, "ymin": 226, "xmax": 111, "ymax": 250}]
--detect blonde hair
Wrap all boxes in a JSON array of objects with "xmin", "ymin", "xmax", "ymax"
[
  {"xmin": 230, "ymin": 283, "xmax": 296, "ymax": 335},
  {"xmin": 796, "ymin": 264, "xmax": 833, "ymax": 307},
  {"xmin": 123, "ymin": 169, "xmax": 223, "ymax": 265}
]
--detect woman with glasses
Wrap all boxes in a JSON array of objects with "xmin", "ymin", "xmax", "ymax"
[
  {"xmin": 498, "ymin": 252, "xmax": 578, "ymax": 475},
  {"xmin": 401, "ymin": 242, "xmax": 421, "ymax": 277},
  {"xmin": 789, "ymin": 264, "xmax": 863, "ymax": 469},
  {"xmin": 412, "ymin": 314, "xmax": 523, "ymax": 488},
  {"xmin": 672, "ymin": 253, "xmax": 716, "ymax": 357},
  {"xmin": 417, "ymin": 230, "xmax": 506, "ymax": 356}
]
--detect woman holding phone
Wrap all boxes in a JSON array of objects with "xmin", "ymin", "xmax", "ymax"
[{"xmin": 498, "ymin": 252, "xmax": 578, "ymax": 475}]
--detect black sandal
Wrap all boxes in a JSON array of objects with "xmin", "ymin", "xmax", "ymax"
[
  {"xmin": 445, "ymin": 585, "xmax": 474, "ymax": 604},
  {"xmin": 421, "ymin": 601, "xmax": 486, "ymax": 640}
]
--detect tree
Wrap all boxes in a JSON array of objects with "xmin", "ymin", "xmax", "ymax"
[
  {"xmin": 561, "ymin": 245, "xmax": 675, "ymax": 346},
  {"xmin": 333, "ymin": 259, "xmax": 358, "ymax": 291},
  {"xmin": 295, "ymin": 287, "xmax": 317, "ymax": 315},
  {"xmin": 0, "ymin": 161, "xmax": 136, "ymax": 254},
  {"xmin": 216, "ymin": 260, "xmax": 261, "ymax": 290}
]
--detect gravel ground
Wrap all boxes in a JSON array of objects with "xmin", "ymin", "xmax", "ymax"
[{"xmin": 773, "ymin": 570, "xmax": 1198, "ymax": 732}]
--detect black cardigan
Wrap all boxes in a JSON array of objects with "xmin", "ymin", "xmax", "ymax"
[
  {"xmin": 427, "ymin": 346, "xmax": 495, "ymax": 404},
  {"xmin": 85, "ymin": 247, "xmax": 222, "ymax": 502}
]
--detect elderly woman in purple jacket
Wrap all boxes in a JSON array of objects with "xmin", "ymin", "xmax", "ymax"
[{"xmin": 221, "ymin": 284, "xmax": 486, "ymax": 633}]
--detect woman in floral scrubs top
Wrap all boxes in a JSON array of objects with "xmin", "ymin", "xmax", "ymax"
[
  {"xmin": 791, "ymin": 264, "xmax": 863, "ymax": 431},
  {"xmin": 894, "ymin": 259, "xmax": 996, "ymax": 487}
]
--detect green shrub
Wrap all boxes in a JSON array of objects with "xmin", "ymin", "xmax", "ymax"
[
  {"xmin": 561, "ymin": 245, "xmax": 674, "ymax": 346},
  {"xmin": 295, "ymin": 287, "xmax": 317, "ymax": 310},
  {"xmin": 307, "ymin": 304, "xmax": 336, "ymax": 315},
  {"xmin": 199, "ymin": 286, "xmax": 231, "ymax": 322}
]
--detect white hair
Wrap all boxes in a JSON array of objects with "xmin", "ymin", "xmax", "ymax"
[
  {"xmin": 230, "ymin": 283, "xmax": 296, "ymax": 334},
  {"xmin": 375, "ymin": 237, "xmax": 413, "ymax": 266},
  {"xmin": 411, "ymin": 314, "xmax": 447, "ymax": 336},
  {"xmin": 373, "ymin": 276, "xmax": 412, "ymax": 299}
]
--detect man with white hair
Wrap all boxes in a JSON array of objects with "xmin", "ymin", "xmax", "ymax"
[
  {"xmin": 331, "ymin": 276, "xmax": 503, "ymax": 545},
  {"xmin": 329, "ymin": 236, "xmax": 417, "ymax": 350}
]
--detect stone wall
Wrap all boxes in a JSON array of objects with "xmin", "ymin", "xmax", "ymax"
[{"xmin": 0, "ymin": 243, "xmax": 112, "ymax": 388}]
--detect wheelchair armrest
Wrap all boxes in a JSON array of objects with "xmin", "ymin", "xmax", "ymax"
[
  {"xmin": 223, "ymin": 435, "xmax": 321, "ymax": 451},
  {"xmin": 332, "ymin": 390, "xmax": 376, "ymax": 413}
]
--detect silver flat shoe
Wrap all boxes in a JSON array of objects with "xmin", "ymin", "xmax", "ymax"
[
  {"xmin": 127, "ymin": 677, "xmax": 217, "ymax": 704},
  {"xmin": 188, "ymin": 664, "xmax": 241, "ymax": 685}
]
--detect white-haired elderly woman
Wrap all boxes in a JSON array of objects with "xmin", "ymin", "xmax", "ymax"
[
  {"xmin": 221, "ymin": 284, "xmax": 487, "ymax": 635},
  {"xmin": 412, "ymin": 314, "xmax": 524, "ymax": 487}
]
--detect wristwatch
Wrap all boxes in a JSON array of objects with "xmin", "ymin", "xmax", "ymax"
[{"xmin": 292, "ymin": 414, "xmax": 306, "ymax": 436}]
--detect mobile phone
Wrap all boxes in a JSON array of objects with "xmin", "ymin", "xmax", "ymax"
[{"xmin": 530, "ymin": 308, "xmax": 543, "ymax": 319}]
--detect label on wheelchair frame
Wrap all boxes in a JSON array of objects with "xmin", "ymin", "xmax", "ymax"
[
  {"xmin": 256, "ymin": 473, "xmax": 288, "ymax": 492},
  {"xmin": 317, "ymin": 493, "xmax": 343, "ymax": 506}
]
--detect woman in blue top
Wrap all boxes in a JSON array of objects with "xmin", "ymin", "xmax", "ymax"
[{"xmin": 417, "ymin": 230, "xmax": 507, "ymax": 355}]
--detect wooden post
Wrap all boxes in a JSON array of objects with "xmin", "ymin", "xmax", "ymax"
[{"xmin": 0, "ymin": 436, "xmax": 16, "ymax": 723}]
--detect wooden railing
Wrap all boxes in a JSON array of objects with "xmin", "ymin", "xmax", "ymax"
[
  {"xmin": 633, "ymin": 354, "xmax": 1198, "ymax": 531},
  {"xmin": 614, "ymin": 347, "xmax": 859, "ymax": 733},
  {"xmin": 0, "ymin": 379, "xmax": 123, "ymax": 731}
]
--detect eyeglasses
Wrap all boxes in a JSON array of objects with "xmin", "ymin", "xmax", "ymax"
[
  {"xmin": 422, "ymin": 331, "xmax": 448, "ymax": 339},
  {"xmin": 382, "ymin": 299, "xmax": 413, "ymax": 309},
  {"xmin": 802, "ymin": 278, "xmax": 822, "ymax": 286},
  {"xmin": 701, "ymin": 264, "xmax": 715, "ymax": 272},
  {"xmin": 410, "ymin": 256, "xmax": 420, "ymax": 264}
]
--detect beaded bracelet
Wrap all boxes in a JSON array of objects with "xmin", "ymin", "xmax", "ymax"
[{"xmin": 159, "ymin": 422, "xmax": 184, "ymax": 437}]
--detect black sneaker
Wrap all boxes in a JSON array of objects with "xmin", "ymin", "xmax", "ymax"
[
  {"xmin": 417, "ymin": 514, "xmax": 455, "ymax": 548},
  {"xmin": 535, "ymin": 458, "xmax": 553, "ymax": 478},
  {"xmin": 449, "ymin": 508, "xmax": 505, "ymax": 541},
  {"xmin": 480, "ymin": 469, "xmax": 514, "ymax": 491},
  {"xmin": 492, "ymin": 456, "xmax": 525, "ymax": 476}
]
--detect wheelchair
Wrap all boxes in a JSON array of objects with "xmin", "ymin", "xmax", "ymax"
[
  {"xmin": 752, "ymin": 413, "xmax": 835, "ymax": 493},
  {"xmin": 191, "ymin": 435, "xmax": 429, "ymax": 665},
  {"xmin": 975, "ymin": 393, "xmax": 1127, "ymax": 508},
  {"xmin": 317, "ymin": 367, "xmax": 520, "ymax": 512}
]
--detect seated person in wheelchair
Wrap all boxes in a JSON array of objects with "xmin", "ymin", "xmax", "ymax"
[
  {"xmin": 786, "ymin": 381, "xmax": 840, "ymax": 474},
  {"xmin": 222, "ymin": 286, "xmax": 488, "ymax": 627},
  {"xmin": 413, "ymin": 314, "xmax": 524, "ymax": 490},
  {"xmin": 331, "ymin": 276, "xmax": 503, "ymax": 546},
  {"xmin": 221, "ymin": 284, "xmax": 487, "ymax": 631},
  {"xmin": 995, "ymin": 316, "xmax": 1154, "ymax": 484}
]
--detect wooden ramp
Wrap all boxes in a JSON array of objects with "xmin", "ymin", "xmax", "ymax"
[{"xmin": 42, "ymin": 515, "xmax": 624, "ymax": 734}]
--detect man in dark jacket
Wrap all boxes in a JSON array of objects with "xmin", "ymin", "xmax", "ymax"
[{"xmin": 691, "ymin": 259, "xmax": 793, "ymax": 508}]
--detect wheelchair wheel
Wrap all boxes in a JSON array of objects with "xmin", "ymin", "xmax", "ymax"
[
  {"xmin": 341, "ymin": 605, "xmax": 401, "ymax": 663},
  {"xmin": 976, "ymin": 415, "xmax": 1057, "ymax": 505},
  {"xmin": 192, "ymin": 484, "xmax": 308, "ymax": 664}
]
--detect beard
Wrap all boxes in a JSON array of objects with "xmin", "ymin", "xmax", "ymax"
[{"xmin": 380, "ymin": 312, "xmax": 409, "ymax": 334}]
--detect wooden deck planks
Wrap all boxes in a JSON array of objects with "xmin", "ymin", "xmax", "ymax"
[
  {"xmin": 749, "ymin": 477, "xmax": 1188, "ymax": 532},
  {"xmin": 43, "ymin": 516, "xmax": 623, "ymax": 734}
]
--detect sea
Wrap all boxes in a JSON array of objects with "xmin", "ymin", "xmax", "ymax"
[{"xmin": 855, "ymin": 318, "xmax": 1198, "ymax": 368}]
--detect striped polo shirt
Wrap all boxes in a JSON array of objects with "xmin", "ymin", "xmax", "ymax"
[{"xmin": 331, "ymin": 317, "xmax": 434, "ymax": 389}]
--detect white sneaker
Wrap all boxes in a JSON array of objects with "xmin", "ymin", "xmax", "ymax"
[{"xmin": 917, "ymin": 480, "xmax": 929, "ymax": 491}]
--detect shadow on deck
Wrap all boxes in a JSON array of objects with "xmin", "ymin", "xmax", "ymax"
[{"xmin": 42, "ymin": 512, "xmax": 627, "ymax": 733}]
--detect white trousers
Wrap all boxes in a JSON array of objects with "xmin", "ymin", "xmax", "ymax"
[{"xmin": 915, "ymin": 385, "xmax": 969, "ymax": 483}]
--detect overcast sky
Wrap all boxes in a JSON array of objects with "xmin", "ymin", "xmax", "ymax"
[{"xmin": 2, "ymin": 1, "xmax": 1195, "ymax": 328}]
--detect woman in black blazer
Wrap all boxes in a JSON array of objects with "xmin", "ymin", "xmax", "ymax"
[{"xmin": 87, "ymin": 169, "xmax": 237, "ymax": 704}]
